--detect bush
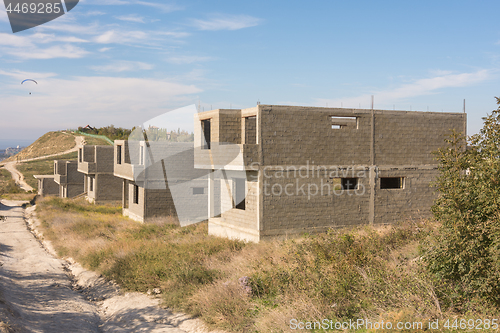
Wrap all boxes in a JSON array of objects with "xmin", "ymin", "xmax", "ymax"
[{"xmin": 424, "ymin": 97, "xmax": 500, "ymax": 308}]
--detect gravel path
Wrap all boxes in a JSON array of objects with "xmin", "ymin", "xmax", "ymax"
[
  {"xmin": 0, "ymin": 136, "xmax": 86, "ymax": 193},
  {"xmin": 2, "ymin": 162, "xmax": 33, "ymax": 192},
  {"xmin": 0, "ymin": 201, "xmax": 216, "ymax": 333},
  {"xmin": 0, "ymin": 200, "xmax": 101, "ymax": 332}
]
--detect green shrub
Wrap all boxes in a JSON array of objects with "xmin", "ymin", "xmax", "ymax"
[{"xmin": 424, "ymin": 97, "xmax": 500, "ymax": 308}]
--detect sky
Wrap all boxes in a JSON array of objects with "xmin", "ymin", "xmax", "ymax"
[{"xmin": 0, "ymin": 0, "xmax": 500, "ymax": 143}]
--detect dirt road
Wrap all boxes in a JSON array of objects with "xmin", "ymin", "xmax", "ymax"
[
  {"xmin": 0, "ymin": 136, "xmax": 86, "ymax": 192},
  {"xmin": 2, "ymin": 162, "xmax": 33, "ymax": 192},
  {"xmin": 0, "ymin": 201, "xmax": 211, "ymax": 333},
  {"xmin": 0, "ymin": 200, "xmax": 100, "ymax": 332}
]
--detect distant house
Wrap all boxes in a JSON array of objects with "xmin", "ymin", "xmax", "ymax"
[
  {"xmin": 53, "ymin": 160, "xmax": 84, "ymax": 198},
  {"xmin": 33, "ymin": 175, "xmax": 59, "ymax": 196},
  {"xmin": 113, "ymin": 140, "xmax": 208, "ymax": 224},
  {"xmin": 77, "ymin": 145, "xmax": 122, "ymax": 203}
]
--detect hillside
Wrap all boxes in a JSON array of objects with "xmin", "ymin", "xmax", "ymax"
[{"xmin": 4, "ymin": 131, "xmax": 110, "ymax": 162}]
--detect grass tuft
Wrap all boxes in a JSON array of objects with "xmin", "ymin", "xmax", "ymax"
[{"xmin": 35, "ymin": 198, "xmax": 499, "ymax": 332}]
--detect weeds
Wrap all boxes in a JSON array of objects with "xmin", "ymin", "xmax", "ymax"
[{"xmin": 36, "ymin": 197, "xmax": 499, "ymax": 332}]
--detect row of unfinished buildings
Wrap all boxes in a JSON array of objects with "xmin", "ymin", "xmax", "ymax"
[{"xmin": 35, "ymin": 105, "xmax": 466, "ymax": 242}]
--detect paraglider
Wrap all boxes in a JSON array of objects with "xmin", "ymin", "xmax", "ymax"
[{"xmin": 21, "ymin": 79, "xmax": 37, "ymax": 95}]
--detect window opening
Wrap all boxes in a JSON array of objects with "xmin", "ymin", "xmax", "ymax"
[
  {"xmin": 380, "ymin": 177, "xmax": 404, "ymax": 189},
  {"xmin": 133, "ymin": 184, "xmax": 139, "ymax": 204},
  {"xmin": 330, "ymin": 116, "xmax": 358, "ymax": 130},
  {"xmin": 117, "ymin": 145, "xmax": 122, "ymax": 164},
  {"xmin": 202, "ymin": 119, "xmax": 211, "ymax": 149},
  {"xmin": 193, "ymin": 187, "xmax": 205, "ymax": 195},
  {"xmin": 233, "ymin": 178, "xmax": 246, "ymax": 210},
  {"xmin": 245, "ymin": 116, "xmax": 257, "ymax": 144},
  {"xmin": 341, "ymin": 178, "xmax": 358, "ymax": 190}
]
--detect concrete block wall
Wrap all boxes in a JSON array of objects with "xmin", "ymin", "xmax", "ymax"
[
  {"xmin": 194, "ymin": 105, "xmax": 467, "ymax": 242},
  {"xmin": 125, "ymin": 181, "xmax": 145, "ymax": 221},
  {"xmin": 144, "ymin": 186, "xmax": 177, "ymax": 220},
  {"xmin": 95, "ymin": 173, "xmax": 122, "ymax": 202},
  {"xmin": 67, "ymin": 162, "xmax": 84, "ymax": 184},
  {"xmin": 258, "ymin": 106, "xmax": 371, "ymax": 166},
  {"xmin": 54, "ymin": 160, "xmax": 66, "ymax": 175},
  {"xmin": 86, "ymin": 175, "xmax": 95, "ymax": 200},
  {"xmin": 81, "ymin": 145, "xmax": 95, "ymax": 163},
  {"xmin": 35, "ymin": 176, "xmax": 59, "ymax": 196},
  {"xmin": 95, "ymin": 146, "xmax": 115, "ymax": 173},
  {"xmin": 260, "ymin": 166, "xmax": 371, "ymax": 238},
  {"xmin": 218, "ymin": 110, "xmax": 241, "ymax": 144},
  {"xmin": 67, "ymin": 184, "xmax": 85, "ymax": 198},
  {"xmin": 373, "ymin": 167, "xmax": 438, "ymax": 223},
  {"xmin": 195, "ymin": 109, "xmax": 243, "ymax": 148},
  {"xmin": 215, "ymin": 170, "xmax": 258, "ymax": 231},
  {"xmin": 244, "ymin": 116, "xmax": 257, "ymax": 145},
  {"xmin": 373, "ymin": 112, "xmax": 466, "ymax": 165}
]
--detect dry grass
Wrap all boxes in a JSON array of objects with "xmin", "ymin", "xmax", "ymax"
[
  {"xmin": 0, "ymin": 321, "xmax": 13, "ymax": 333},
  {"xmin": 35, "ymin": 198, "xmax": 499, "ymax": 332},
  {"xmin": 80, "ymin": 135, "xmax": 112, "ymax": 146},
  {"xmin": 15, "ymin": 152, "xmax": 78, "ymax": 190},
  {"xmin": 4, "ymin": 131, "xmax": 76, "ymax": 162}
]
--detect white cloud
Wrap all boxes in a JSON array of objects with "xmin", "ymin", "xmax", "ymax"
[
  {"xmin": 0, "ymin": 32, "xmax": 88, "ymax": 48},
  {"xmin": 0, "ymin": 32, "xmax": 89, "ymax": 59},
  {"xmin": 115, "ymin": 14, "xmax": 145, "ymax": 23},
  {"xmin": 95, "ymin": 30, "xmax": 147, "ymax": 44},
  {"xmin": 7, "ymin": 44, "xmax": 89, "ymax": 59},
  {"xmin": 31, "ymin": 33, "xmax": 88, "ymax": 43},
  {"xmin": 90, "ymin": 61, "xmax": 153, "ymax": 72},
  {"xmin": 0, "ymin": 73, "xmax": 202, "ymax": 131},
  {"xmin": 98, "ymin": 47, "xmax": 112, "ymax": 52},
  {"xmin": 0, "ymin": 69, "xmax": 57, "ymax": 80},
  {"xmin": 134, "ymin": 1, "xmax": 182, "ymax": 12},
  {"xmin": 83, "ymin": 10, "xmax": 106, "ymax": 16},
  {"xmin": 190, "ymin": 14, "xmax": 261, "ymax": 31},
  {"xmin": 165, "ymin": 55, "xmax": 211, "ymax": 64},
  {"xmin": 80, "ymin": 0, "xmax": 182, "ymax": 12},
  {"xmin": 316, "ymin": 70, "xmax": 492, "ymax": 108},
  {"xmin": 0, "ymin": 6, "xmax": 8, "ymax": 22},
  {"xmin": 37, "ymin": 22, "xmax": 102, "ymax": 35},
  {"xmin": 94, "ymin": 29, "xmax": 188, "ymax": 46},
  {"xmin": 0, "ymin": 33, "xmax": 33, "ymax": 47}
]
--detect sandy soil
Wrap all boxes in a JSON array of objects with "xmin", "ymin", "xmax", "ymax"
[
  {"xmin": 2, "ymin": 163, "xmax": 33, "ymax": 192},
  {"xmin": 0, "ymin": 201, "xmax": 221, "ymax": 333}
]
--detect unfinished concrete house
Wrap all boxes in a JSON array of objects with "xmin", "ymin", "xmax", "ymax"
[
  {"xmin": 113, "ymin": 140, "xmax": 208, "ymax": 224},
  {"xmin": 194, "ymin": 105, "xmax": 466, "ymax": 242},
  {"xmin": 33, "ymin": 175, "xmax": 59, "ymax": 196},
  {"xmin": 78, "ymin": 145, "xmax": 122, "ymax": 203},
  {"xmin": 53, "ymin": 160, "xmax": 84, "ymax": 198}
]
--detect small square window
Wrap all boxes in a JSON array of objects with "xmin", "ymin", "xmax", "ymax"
[
  {"xmin": 193, "ymin": 187, "xmax": 204, "ymax": 195},
  {"xmin": 380, "ymin": 177, "xmax": 404, "ymax": 189},
  {"xmin": 341, "ymin": 178, "xmax": 358, "ymax": 190},
  {"xmin": 330, "ymin": 116, "xmax": 358, "ymax": 130}
]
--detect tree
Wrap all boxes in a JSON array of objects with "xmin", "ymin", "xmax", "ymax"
[{"xmin": 425, "ymin": 97, "xmax": 500, "ymax": 307}]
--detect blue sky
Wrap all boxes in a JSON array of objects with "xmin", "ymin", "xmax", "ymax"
[{"xmin": 0, "ymin": 0, "xmax": 499, "ymax": 141}]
